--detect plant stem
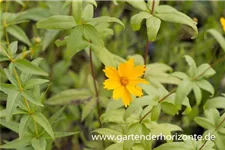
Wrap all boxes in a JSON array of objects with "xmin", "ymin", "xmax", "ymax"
[
  {"xmin": 13, "ymin": 66, "xmax": 39, "ymax": 136},
  {"xmin": 89, "ymin": 48, "xmax": 101, "ymax": 127},
  {"xmin": 144, "ymin": 0, "xmax": 155, "ymax": 66}
]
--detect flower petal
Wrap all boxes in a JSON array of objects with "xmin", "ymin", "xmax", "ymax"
[
  {"xmin": 103, "ymin": 67, "xmax": 120, "ymax": 80},
  {"xmin": 103, "ymin": 79, "xmax": 121, "ymax": 90},
  {"xmin": 118, "ymin": 59, "xmax": 134, "ymax": 77},
  {"xmin": 122, "ymin": 87, "xmax": 132, "ymax": 107},
  {"xmin": 129, "ymin": 65, "xmax": 146, "ymax": 78},
  {"xmin": 126, "ymin": 84, "xmax": 143, "ymax": 97},
  {"xmin": 220, "ymin": 17, "xmax": 225, "ymax": 32},
  {"xmin": 130, "ymin": 78, "xmax": 149, "ymax": 85},
  {"xmin": 113, "ymin": 86, "xmax": 124, "ymax": 100}
]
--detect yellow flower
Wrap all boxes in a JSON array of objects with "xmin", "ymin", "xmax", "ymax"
[
  {"xmin": 220, "ymin": 17, "xmax": 225, "ymax": 32},
  {"xmin": 103, "ymin": 58, "xmax": 149, "ymax": 107}
]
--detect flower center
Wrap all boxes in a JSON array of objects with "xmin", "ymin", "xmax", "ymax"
[{"xmin": 120, "ymin": 77, "xmax": 129, "ymax": 86}]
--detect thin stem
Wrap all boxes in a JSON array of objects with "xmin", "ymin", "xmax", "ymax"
[
  {"xmin": 199, "ymin": 140, "xmax": 207, "ymax": 150},
  {"xmin": 144, "ymin": 0, "xmax": 155, "ymax": 66},
  {"xmin": 89, "ymin": 48, "xmax": 101, "ymax": 127},
  {"xmin": 32, "ymin": 117, "xmax": 39, "ymax": 136},
  {"xmin": 139, "ymin": 89, "xmax": 176, "ymax": 123}
]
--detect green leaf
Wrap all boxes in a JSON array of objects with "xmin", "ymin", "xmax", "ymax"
[
  {"xmin": 87, "ymin": 16, "xmax": 124, "ymax": 27},
  {"xmin": 47, "ymin": 89, "xmax": 91, "ymax": 105},
  {"xmin": 124, "ymin": 123, "xmax": 142, "ymax": 149},
  {"xmin": 14, "ymin": 59, "xmax": 48, "ymax": 76},
  {"xmin": 31, "ymin": 138, "xmax": 46, "ymax": 150},
  {"xmin": 36, "ymin": 15, "xmax": 76, "ymax": 29},
  {"xmin": 22, "ymin": 91, "xmax": 44, "ymax": 107},
  {"xmin": 83, "ymin": 4, "xmax": 94, "ymax": 20},
  {"xmin": 196, "ymin": 80, "xmax": 214, "ymax": 95},
  {"xmin": 9, "ymin": 41, "xmax": 18, "ymax": 55},
  {"xmin": 54, "ymin": 131, "xmax": 78, "ymax": 138},
  {"xmin": 0, "ymin": 118, "xmax": 19, "ymax": 133},
  {"xmin": 6, "ymin": 91, "xmax": 20, "ymax": 121},
  {"xmin": 184, "ymin": 55, "xmax": 197, "ymax": 77},
  {"xmin": 193, "ymin": 84, "xmax": 202, "ymax": 105},
  {"xmin": 4, "ymin": 68, "xmax": 17, "ymax": 86},
  {"xmin": 215, "ymin": 132, "xmax": 225, "ymax": 150},
  {"xmin": 72, "ymin": 0, "xmax": 82, "ymax": 24},
  {"xmin": 124, "ymin": 104, "xmax": 142, "ymax": 121},
  {"xmin": 93, "ymin": 128, "xmax": 122, "ymax": 142},
  {"xmin": 24, "ymin": 78, "xmax": 49, "ymax": 89},
  {"xmin": 100, "ymin": 109, "xmax": 125, "ymax": 123},
  {"xmin": 146, "ymin": 16, "xmax": 161, "ymax": 41},
  {"xmin": 42, "ymin": 30, "xmax": 60, "ymax": 51},
  {"xmin": 6, "ymin": 25, "xmax": 31, "ymax": 46},
  {"xmin": 196, "ymin": 64, "xmax": 216, "ymax": 79},
  {"xmin": 175, "ymin": 79, "xmax": 193, "ymax": 106},
  {"xmin": 207, "ymin": 29, "xmax": 225, "ymax": 52},
  {"xmin": 0, "ymin": 83, "xmax": 18, "ymax": 94},
  {"xmin": 194, "ymin": 117, "xmax": 215, "ymax": 129},
  {"xmin": 204, "ymin": 96, "xmax": 225, "ymax": 110},
  {"xmin": 141, "ymin": 124, "xmax": 152, "ymax": 150},
  {"xmin": 32, "ymin": 112, "xmax": 54, "ymax": 139},
  {"xmin": 105, "ymin": 143, "xmax": 123, "ymax": 150},
  {"xmin": 81, "ymin": 97, "xmax": 96, "ymax": 121},
  {"xmin": 155, "ymin": 5, "xmax": 198, "ymax": 39},
  {"xmin": 0, "ymin": 137, "xmax": 31, "ymax": 149},
  {"xmin": 154, "ymin": 142, "xmax": 186, "ymax": 150},
  {"xmin": 19, "ymin": 115, "xmax": 30, "ymax": 139},
  {"xmin": 17, "ymin": 8, "xmax": 51, "ymax": 21},
  {"xmin": 49, "ymin": 106, "xmax": 66, "ymax": 124},
  {"xmin": 126, "ymin": 0, "xmax": 148, "ymax": 11},
  {"xmin": 217, "ymin": 113, "xmax": 225, "ymax": 128},
  {"xmin": 65, "ymin": 25, "xmax": 89, "ymax": 60},
  {"xmin": 131, "ymin": 11, "xmax": 151, "ymax": 31}
]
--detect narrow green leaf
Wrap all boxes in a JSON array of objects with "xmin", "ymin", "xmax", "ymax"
[
  {"xmin": 87, "ymin": 16, "xmax": 124, "ymax": 27},
  {"xmin": 65, "ymin": 25, "xmax": 89, "ymax": 60},
  {"xmin": 175, "ymin": 79, "xmax": 193, "ymax": 106},
  {"xmin": 131, "ymin": 11, "xmax": 151, "ymax": 31},
  {"xmin": 31, "ymin": 138, "xmax": 46, "ymax": 150},
  {"xmin": 6, "ymin": 25, "xmax": 31, "ymax": 46},
  {"xmin": 24, "ymin": 78, "xmax": 49, "ymax": 89},
  {"xmin": 82, "ymin": 4, "xmax": 94, "ymax": 20},
  {"xmin": 126, "ymin": 0, "xmax": 148, "ymax": 11},
  {"xmin": 194, "ymin": 117, "xmax": 215, "ymax": 129},
  {"xmin": 4, "ymin": 68, "xmax": 17, "ymax": 86},
  {"xmin": 32, "ymin": 112, "xmax": 54, "ymax": 139},
  {"xmin": 196, "ymin": 64, "xmax": 216, "ymax": 79},
  {"xmin": 184, "ymin": 55, "xmax": 197, "ymax": 77},
  {"xmin": 72, "ymin": 0, "xmax": 82, "ymax": 24},
  {"xmin": 146, "ymin": 16, "xmax": 161, "ymax": 41},
  {"xmin": 14, "ymin": 59, "xmax": 48, "ymax": 76},
  {"xmin": 49, "ymin": 106, "xmax": 66, "ymax": 124},
  {"xmin": 6, "ymin": 91, "xmax": 20, "ymax": 121},
  {"xmin": 155, "ymin": 5, "xmax": 198, "ymax": 39},
  {"xmin": 36, "ymin": 15, "xmax": 76, "ymax": 29},
  {"xmin": 193, "ymin": 84, "xmax": 202, "ymax": 105},
  {"xmin": 22, "ymin": 91, "xmax": 44, "ymax": 107},
  {"xmin": 42, "ymin": 30, "xmax": 59, "ymax": 51},
  {"xmin": 0, "ymin": 118, "xmax": 19, "ymax": 133},
  {"xmin": 0, "ymin": 83, "xmax": 18, "ymax": 94},
  {"xmin": 47, "ymin": 89, "xmax": 91, "ymax": 105},
  {"xmin": 9, "ymin": 41, "xmax": 18, "ymax": 55},
  {"xmin": 196, "ymin": 80, "xmax": 214, "ymax": 95},
  {"xmin": 19, "ymin": 115, "xmax": 30, "ymax": 139},
  {"xmin": 0, "ymin": 137, "xmax": 31, "ymax": 149},
  {"xmin": 204, "ymin": 97, "xmax": 225, "ymax": 110},
  {"xmin": 207, "ymin": 29, "xmax": 225, "ymax": 52},
  {"xmin": 81, "ymin": 98, "xmax": 96, "ymax": 121}
]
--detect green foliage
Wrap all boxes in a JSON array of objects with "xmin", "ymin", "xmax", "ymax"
[{"xmin": 0, "ymin": 0, "xmax": 225, "ymax": 150}]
